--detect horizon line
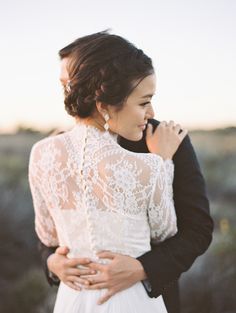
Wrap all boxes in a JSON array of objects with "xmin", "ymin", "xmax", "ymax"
[{"xmin": 1, "ymin": 124, "xmax": 236, "ymax": 135}]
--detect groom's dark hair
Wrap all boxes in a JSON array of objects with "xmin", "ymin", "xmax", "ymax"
[
  {"xmin": 59, "ymin": 30, "xmax": 154, "ymax": 118},
  {"xmin": 59, "ymin": 30, "xmax": 109, "ymax": 59}
]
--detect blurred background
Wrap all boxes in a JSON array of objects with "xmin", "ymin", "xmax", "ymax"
[{"xmin": 0, "ymin": 0, "xmax": 235, "ymax": 312}]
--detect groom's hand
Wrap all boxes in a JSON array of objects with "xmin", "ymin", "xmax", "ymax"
[
  {"xmin": 84, "ymin": 251, "xmax": 147, "ymax": 304},
  {"xmin": 47, "ymin": 246, "xmax": 96, "ymax": 291}
]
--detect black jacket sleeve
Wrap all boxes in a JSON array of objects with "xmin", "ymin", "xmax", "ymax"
[{"xmin": 37, "ymin": 241, "xmax": 59, "ymax": 286}]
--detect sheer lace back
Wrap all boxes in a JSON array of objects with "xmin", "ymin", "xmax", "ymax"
[{"xmin": 29, "ymin": 123, "xmax": 177, "ymax": 259}]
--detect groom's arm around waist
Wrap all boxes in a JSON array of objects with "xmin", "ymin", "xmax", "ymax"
[{"xmin": 38, "ymin": 241, "xmax": 59, "ymax": 286}]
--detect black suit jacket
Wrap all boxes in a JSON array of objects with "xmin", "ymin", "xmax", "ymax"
[{"xmin": 38, "ymin": 119, "xmax": 213, "ymax": 313}]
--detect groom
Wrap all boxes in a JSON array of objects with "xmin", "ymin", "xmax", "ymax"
[{"xmin": 38, "ymin": 36, "xmax": 213, "ymax": 313}]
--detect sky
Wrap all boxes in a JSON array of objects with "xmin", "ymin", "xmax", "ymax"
[{"xmin": 0, "ymin": 0, "xmax": 235, "ymax": 132}]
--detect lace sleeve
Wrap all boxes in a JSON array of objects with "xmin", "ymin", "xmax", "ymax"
[
  {"xmin": 28, "ymin": 144, "xmax": 59, "ymax": 247},
  {"xmin": 148, "ymin": 158, "xmax": 177, "ymax": 243}
]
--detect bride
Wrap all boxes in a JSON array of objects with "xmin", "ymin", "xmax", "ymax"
[{"xmin": 28, "ymin": 31, "xmax": 187, "ymax": 313}]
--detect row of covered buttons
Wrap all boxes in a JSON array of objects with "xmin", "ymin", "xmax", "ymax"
[{"xmin": 81, "ymin": 127, "xmax": 100, "ymax": 261}]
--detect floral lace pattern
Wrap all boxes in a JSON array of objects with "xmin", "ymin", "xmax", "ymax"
[{"xmin": 29, "ymin": 123, "xmax": 177, "ymax": 259}]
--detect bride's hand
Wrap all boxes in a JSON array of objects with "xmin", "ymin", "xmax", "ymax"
[
  {"xmin": 146, "ymin": 120, "xmax": 188, "ymax": 159},
  {"xmin": 47, "ymin": 246, "xmax": 95, "ymax": 291}
]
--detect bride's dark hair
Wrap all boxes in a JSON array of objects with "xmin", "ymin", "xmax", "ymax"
[{"xmin": 60, "ymin": 30, "xmax": 154, "ymax": 118}]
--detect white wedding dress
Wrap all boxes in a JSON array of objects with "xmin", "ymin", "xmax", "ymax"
[{"xmin": 28, "ymin": 122, "xmax": 177, "ymax": 313}]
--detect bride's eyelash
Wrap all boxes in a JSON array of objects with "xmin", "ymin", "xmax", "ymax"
[{"xmin": 140, "ymin": 102, "xmax": 150, "ymax": 106}]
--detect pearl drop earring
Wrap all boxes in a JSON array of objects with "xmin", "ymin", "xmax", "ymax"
[{"xmin": 103, "ymin": 113, "xmax": 109, "ymax": 131}]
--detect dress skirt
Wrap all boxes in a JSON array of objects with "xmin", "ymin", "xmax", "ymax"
[{"xmin": 53, "ymin": 281, "xmax": 168, "ymax": 313}]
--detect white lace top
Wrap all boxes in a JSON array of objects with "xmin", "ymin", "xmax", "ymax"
[{"xmin": 29, "ymin": 123, "xmax": 177, "ymax": 260}]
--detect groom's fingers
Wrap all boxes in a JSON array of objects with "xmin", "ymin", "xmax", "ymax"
[
  {"xmin": 67, "ymin": 267, "xmax": 96, "ymax": 276},
  {"xmin": 96, "ymin": 251, "xmax": 116, "ymax": 259},
  {"xmin": 97, "ymin": 289, "xmax": 115, "ymax": 305},
  {"xmin": 87, "ymin": 262, "xmax": 106, "ymax": 272},
  {"xmin": 65, "ymin": 281, "xmax": 81, "ymax": 291},
  {"xmin": 80, "ymin": 269, "xmax": 106, "ymax": 285},
  {"xmin": 66, "ymin": 257, "xmax": 91, "ymax": 267},
  {"xmin": 84, "ymin": 282, "xmax": 107, "ymax": 290},
  {"xmin": 67, "ymin": 276, "xmax": 90, "ymax": 286}
]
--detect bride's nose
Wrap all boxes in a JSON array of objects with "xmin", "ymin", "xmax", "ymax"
[{"xmin": 146, "ymin": 104, "xmax": 154, "ymax": 119}]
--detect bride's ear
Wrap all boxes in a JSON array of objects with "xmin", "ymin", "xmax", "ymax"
[{"xmin": 96, "ymin": 101, "xmax": 109, "ymax": 118}]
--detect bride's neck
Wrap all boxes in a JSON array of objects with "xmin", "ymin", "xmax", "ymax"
[{"xmin": 75, "ymin": 116, "xmax": 105, "ymax": 132}]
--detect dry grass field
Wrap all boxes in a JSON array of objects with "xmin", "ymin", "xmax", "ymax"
[{"xmin": 0, "ymin": 127, "xmax": 235, "ymax": 313}]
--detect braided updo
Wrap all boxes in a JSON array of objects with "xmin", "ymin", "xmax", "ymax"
[{"xmin": 60, "ymin": 31, "xmax": 154, "ymax": 118}]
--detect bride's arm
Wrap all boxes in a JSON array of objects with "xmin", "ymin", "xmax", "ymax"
[
  {"xmin": 147, "ymin": 158, "xmax": 177, "ymax": 243},
  {"xmin": 28, "ymin": 144, "xmax": 59, "ymax": 247},
  {"xmin": 145, "ymin": 121, "xmax": 186, "ymax": 242}
]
